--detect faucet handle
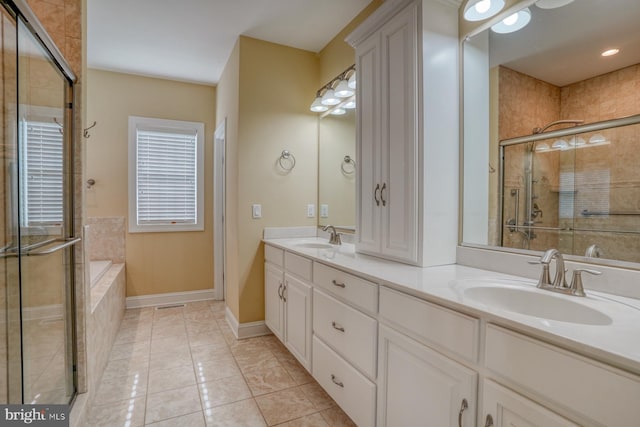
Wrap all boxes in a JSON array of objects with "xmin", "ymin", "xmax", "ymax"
[
  {"xmin": 528, "ymin": 260, "xmax": 552, "ymax": 288},
  {"xmin": 569, "ymin": 268, "xmax": 602, "ymax": 297}
]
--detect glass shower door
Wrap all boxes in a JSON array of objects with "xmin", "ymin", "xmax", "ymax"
[
  {"xmin": 0, "ymin": 5, "xmax": 76, "ymax": 405},
  {"xmin": 16, "ymin": 17, "xmax": 76, "ymax": 405}
]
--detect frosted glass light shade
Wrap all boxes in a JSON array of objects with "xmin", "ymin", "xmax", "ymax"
[
  {"xmin": 491, "ymin": 8, "xmax": 531, "ymax": 33},
  {"xmin": 321, "ymin": 89, "xmax": 340, "ymax": 106},
  {"xmin": 343, "ymin": 100, "xmax": 356, "ymax": 109},
  {"xmin": 535, "ymin": 0, "xmax": 574, "ymax": 10},
  {"xmin": 330, "ymin": 108, "xmax": 346, "ymax": 116},
  {"xmin": 334, "ymin": 80, "xmax": 354, "ymax": 98},
  {"xmin": 535, "ymin": 142, "xmax": 550, "ymax": 152},
  {"xmin": 464, "ymin": 0, "xmax": 505, "ymax": 21},
  {"xmin": 310, "ymin": 97, "xmax": 328, "ymax": 112},
  {"xmin": 551, "ymin": 139, "xmax": 569, "ymax": 149},
  {"xmin": 348, "ymin": 73, "xmax": 356, "ymax": 89},
  {"xmin": 589, "ymin": 134, "xmax": 607, "ymax": 144}
]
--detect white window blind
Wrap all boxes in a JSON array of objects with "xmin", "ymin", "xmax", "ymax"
[
  {"xmin": 129, "ymin": 116, "xmax": 204, "ymax": 233},
  {"xmin": 21, "ymin": 120, "xmax": 63, "ymax": 226}
]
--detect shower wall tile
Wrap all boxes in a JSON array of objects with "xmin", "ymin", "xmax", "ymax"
[{"xmin": 87, "ymin": 217, "xmax": 126, "ymax": 263}]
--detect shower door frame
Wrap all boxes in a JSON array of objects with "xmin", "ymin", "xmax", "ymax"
[{"xmin": 2, "ymin": 0, "xmax": 78, "ymax": 405}]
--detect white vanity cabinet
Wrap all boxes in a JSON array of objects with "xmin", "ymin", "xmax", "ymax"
[
  {"xmin": 264, "ymin": 246, "xmax": 285, "ymax": 340},
  {"xmin": 481, "ymin": 380, "xmax": 579, "ymax": 427},
  {"xmin": 378, "ymin": 324, "xmax": 477, "ymax": 427},
  {"xmin": 264, "ymin": 246, "xmax": 313, "ymax": 370},
  {"xmin": 351, "ymin": 1, "xmax": 419, "ymax": 265},
  {"xmin": 347, "ymin": 0, "xmax": 459, "ymax": 267}
]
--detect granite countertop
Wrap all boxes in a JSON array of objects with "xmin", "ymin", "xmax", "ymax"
[{"xmin": 264, "ymin": 237, "xmax": 640, "ymax": 375}]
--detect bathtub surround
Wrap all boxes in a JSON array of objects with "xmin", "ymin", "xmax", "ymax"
[{"xmin": 86, "ymin": 217, "xmax": 125, "ymax": 263}]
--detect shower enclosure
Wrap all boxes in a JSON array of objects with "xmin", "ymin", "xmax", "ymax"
[
  {"xmin": 500, "ymin": 115, "xmax": 640, "ymax": 264},
  {"xmin": 1, "ymin": 1, "xmax": 78, "ymax": 404}
]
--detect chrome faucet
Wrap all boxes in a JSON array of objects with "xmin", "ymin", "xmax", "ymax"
[
  {"xmin": 529, "ymin": 249, "xmax": 601, "ymax": 297},
  {"xmin": 322, "ymin": 225, "xmax": 342, "ymax": 245}
]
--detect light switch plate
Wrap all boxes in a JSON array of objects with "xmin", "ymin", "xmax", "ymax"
[
  {"xmin": 320, "ymin": 204, "xmax": 329, "ymax": 218},
  {"xmin": 252, "ymin": 204, "xmax": 262, "ymax": 219},
  {"xmin": 307, "ymin": 204, "xmax": 315, "ymax": 218}
]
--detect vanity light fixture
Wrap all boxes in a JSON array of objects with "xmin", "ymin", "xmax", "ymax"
[
  {"xmin": 348, "ymin": 73, "xmax": 356, "ymax": 89},
  {"xmin": 343, "ymin": 99, "xmax": 356, "ymax": 109},
  {"xmin": 569, "ymin": 137, "xmax": 586, "ymax": 147},
  {"xmin": 588, "ymin": 134, "xmax": 608, "ymax": 144},
  {"xmin": 551, "ymin": 139, "xmax": 569, "ymax": 150},
  {"xmin": 535, "ymin": 0, "xmax": 574, "ymax": 9},
  {"xmin": 310, "ymin": 97, "xmax": 329, "ymax": 112},
  {"xmin": 334, "ymin": 79, "xmax": 354, "ymax": 98},
  {"xmin": 310, "ymin": 64, "xmax": 356, "ymax": 113},
  {"xmin": 321, "ymin": 89, "xmax": 341, "ymax": 106},
  {"xmin": 464, "ymin": 0, "xmax": 505, "ymax": 21},
  {"xmin": 535, "ymin": 142, "xmax": 550, "ymax": 152},
  {"xmin": 330, "ymin": 108, "xmax": 347, "ymax": 116},
  {"xmin": 601, "ymin": 48, "xmax": 620, "ymax": 57},
  {"xmin": 491, "ymin": 7, "xmax": 531, "ymax": 34}
]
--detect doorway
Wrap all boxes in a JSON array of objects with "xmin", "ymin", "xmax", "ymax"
[{"xmin": 214, "ymin": 119, "xmax": 226, "ymax": 300}]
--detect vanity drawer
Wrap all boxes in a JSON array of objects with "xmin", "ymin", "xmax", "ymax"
[
  {"xmin": 264, "ymin": 244, "xmax": 284, "ymax": 267},
  {"xmin": 313, "ymin": 289, "xmax": 377, "ymax": 379},
  {"xmin": 284, "ymin": 251, "xmax": 312, "ymax": 281},
  {"xmin": 485, "ymin": 324, "xmax": 640, "ymax": 426},
  {"xmin": 379, "ymin": 286, "xmax": 479, "ymax": 364},
  {"xmin": 313, "ymin": 262, "xmax": 378, "ymax": 314},
  {"xmin": 313, "ymin": 335, "xmax": 376, "ymax": 427}
]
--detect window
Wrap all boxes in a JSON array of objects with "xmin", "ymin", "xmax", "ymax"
[
  {"xmin": 20, "ymin": 117, "xmax": 64, "ymax": 227},
  {"xmin": 128, "ymin": 116, "xmax": 205, "ymax": 232}
]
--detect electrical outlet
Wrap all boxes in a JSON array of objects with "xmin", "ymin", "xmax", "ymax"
[
  {"xmin": 307, "ymin": 204, "xmax": 315, "ymax": 218},
  {"xmin": 320, "ymin": 204, "xmax": 329, "ymax": 218},
  {"xmin": 252, "ymin": 204, "xmax": 262, "ymax": 219}
]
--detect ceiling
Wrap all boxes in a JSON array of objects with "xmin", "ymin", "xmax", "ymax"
[
  {"xmin": 87, "ymin": 0, "xmax": 372, "ymax": 86},
  {"xmin": 489, "ymin": 0, "xmax": 640, "ymax": 87}
]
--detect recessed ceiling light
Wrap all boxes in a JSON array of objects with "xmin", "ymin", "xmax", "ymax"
[{"xmin": 601, "ymin": 48, "xmax": 620, "ymax": 57}]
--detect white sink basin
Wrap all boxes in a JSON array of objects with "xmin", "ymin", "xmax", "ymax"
[
  {"xmin": 295, "ymin": 242, "xmax": 334, "ymax": 249},
  {"xmin": 463, "ymin": 285, "xmax": 612, "ymax": 326}
]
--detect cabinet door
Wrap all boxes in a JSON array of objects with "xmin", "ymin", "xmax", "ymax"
[
  {"xmin": 379, "ymin": 2, "xmax": 419, "ymax": 264},
  {"xmin": 378, "ymin": 324, "xmax": 477, "ymax": 427},
  {"xmin": 264, "ymin": 263, "xmax": 285, "ymax": 341},
  {"xmin": 284, "ymin": 274, "xmax": 312, "ymax": 369},
  {"xmin": 355, "ymin": 30, "xmax": 382, "ymax": 254},
  {"xmin": 482, "ymin": 380, "xmax": 579, "ymax": 427}
]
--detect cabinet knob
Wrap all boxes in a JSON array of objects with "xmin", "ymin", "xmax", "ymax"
[
  {"xmin": 458, "ymin": 399, "xmax": 468, "ymax": 427},
  {"xmin": 331, "ymin": 374, "xmax": 344, "ymax": 388},
  {"xmin": 484, "ymin": 414, "xmax": 494, "ymax": 427}
]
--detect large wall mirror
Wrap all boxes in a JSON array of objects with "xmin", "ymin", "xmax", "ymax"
[
  {"xmin": 318, "ymin": 109, "xmax": 356, "ymax": 230},
  {"xmin": 462, "ymin": 0, "xmax": 640, "ymax": 266}
]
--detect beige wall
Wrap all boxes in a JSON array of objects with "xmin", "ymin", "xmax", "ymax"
[
  {"xmin": 217, "ymin": 37, "xmax": 319, "ymax": 323},
  {"xmin": 318, "ymin": 0, "xmax": 384, "ymax": 83},
  {"xmin": 86, "ymin": 69, "xmax": 216, "ymax": 296}
]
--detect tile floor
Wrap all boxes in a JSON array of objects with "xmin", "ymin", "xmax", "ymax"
[{"xmin": 86, "ymin": 300, "xmax": 357, "ymax": 426}]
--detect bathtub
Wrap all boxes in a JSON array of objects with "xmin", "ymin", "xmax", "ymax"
[{"xmin": 90, "ymin": 260, "xmax": 113, "ymax": 288}]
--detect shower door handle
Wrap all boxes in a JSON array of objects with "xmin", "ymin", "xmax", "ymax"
[{"xmin": 25, "ymin": 237, "xmax": 81, "ymax": 256}]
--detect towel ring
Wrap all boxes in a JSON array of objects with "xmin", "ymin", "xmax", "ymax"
[
  {"xmin": 341, "ymin": 155, "xmax": 356, "ymax": 175},
  {"xmin": 278, "ymin": 150, "xmax": 296, "ymax": 171}
]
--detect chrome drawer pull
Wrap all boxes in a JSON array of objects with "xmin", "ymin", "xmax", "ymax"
[
  {"xmin": 332, "ymin": 321, "xmax": 345, "ymax": 332},
  {"xmin": 283, "ymin": 282, "xmax": 287, "ymax": 302},
  {"xmin": 458, "ymin": 399, "xmax": 468, "ymax": 427},
  {"xmin": 331, "ymin": 374, "xmax": 344, "ymax": 388},
  {"xmin": 278, "ymin": 282, "xmax": 283, "ymax": 300},
  {"xmin": 332, "ymin": 279, "xmax": 346, "ymax": 288}
]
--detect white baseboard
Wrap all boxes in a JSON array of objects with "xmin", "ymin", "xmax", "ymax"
[
  {"xmin": 23, "ymin": 304, "xmax": 64, "ymax": 321},
  {"xmin": 126, "ymin": 289, "xmax": 215, "ymax": 309},
  {"xmin": 225, "ymin": 306, "xmax": 271, "ymax": 339}
]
